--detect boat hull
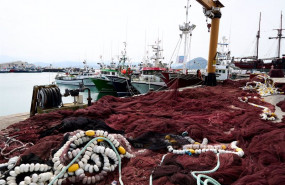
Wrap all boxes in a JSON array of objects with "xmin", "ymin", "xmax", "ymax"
[
  {"xmin": 42, "ymin": 69, "xmax": 65, "ymax": 72},
  {"xmin": 90, "ymin": 78, "xmax": 115, "ymax": 92},
  {"xmin": 82, "ymin": 78, "xmax": 95, "ymax": 86},
  {"xmin": 160, "ymin": 72, "xmax": 203, "ymax": 89},
  {"xmin": 9, "ymin": 69, "xmax": 42, "ymax": 73},
  {"xmin": 55, "ymin": 79, "xmax": 84, "ymax": 86},
  {"xmin": 107, "ymin": 76, "xmax": 132, "ymax": 97},
  {"xmin": 234, "ymin": 61, "xmax": 273, "ymax": 69},
  {"xmin": 131, "ymin": 81, "xmax": 166, "ymax": 94}
]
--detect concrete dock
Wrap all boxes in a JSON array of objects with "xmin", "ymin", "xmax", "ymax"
[
  {"xmin": 264, "ymin": 95, "xmax": 285, "ymax": 122},
  {"xmin": 0, "ymin": 112, "xmax": 29, "ymax": 130}
]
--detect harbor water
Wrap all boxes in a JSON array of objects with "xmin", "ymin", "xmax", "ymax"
[{"xmin": 0, "ymin": 72, "xmax": 99, "ymax": 116}]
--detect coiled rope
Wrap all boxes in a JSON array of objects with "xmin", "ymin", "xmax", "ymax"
[
  {"xmin": 48, "ymin": 137, "xmax": 123, "ymax": 185},
  {"xmin": 37, "ymin": 87, "xmax": 62, "ymax": 109}
]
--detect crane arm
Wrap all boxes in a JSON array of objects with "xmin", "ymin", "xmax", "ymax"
[
  {"xmin": 196, "ymin": 0, "xmax": 224, "ymax": 18},
  {"xmin": 196, "ymin": 0, "xmax": 224, "ymax": 10}
]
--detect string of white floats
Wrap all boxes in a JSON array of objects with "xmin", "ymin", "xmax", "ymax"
[
  {"xmin": 0, "ymin": 130, "xmax": 134, "ymax": 185},
  {"xmin": 238, "ymin": 96, "xmax": 277, "ymax": 121},
  {"xmin": 242, "ymin": 75, "xmax": 282, "ymax": 97},
  {"xmin": 150, "ymin": 135, "xmax": 244, "ymax": 185},
  {"xmin": 164, "ymin": 135, "xmax": 244, "ymax": 157},
  {"xmin": 240, "ymin": 74, "xmax": 280, "ymax": 121}
]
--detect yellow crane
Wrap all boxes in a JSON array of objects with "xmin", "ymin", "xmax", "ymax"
[{"xmin": 196, "ymin": 0, "xmax": 224, "ymax": 86}]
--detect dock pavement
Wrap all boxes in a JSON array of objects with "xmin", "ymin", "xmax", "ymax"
[{"xmin": 0, "ymin": 112, "xmax": 29, "ymax": 130}]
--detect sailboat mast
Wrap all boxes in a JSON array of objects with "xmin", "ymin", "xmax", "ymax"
[
  {"xmin": 269, "ymin": 11, "xmax": 285, "ymax": 58},
  {"xmin": 278, "ymin": 12, "xmax": 283, "ymax": 58},
  {"xmin": 256, "ymin": 12, "xmax": 261, "ymax": 60}
]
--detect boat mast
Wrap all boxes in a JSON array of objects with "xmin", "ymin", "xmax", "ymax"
[
  {"xmin": 120, "ymin": 42, "xmax": 127, "ymax": 68},
  {"xmin": 150, "ymin": 39, "xmax": 163, "ymax": 67},
  {"xmin": 183, "ymin": 0, "xmax": 190, "ymax": 74},
  {"xmin": 269, "ymin": 12, "xmax": 285, "ymax": 58},
  {"xmin": 256, "ymin": 12, "xmax": 261, "ymax": 60},
  {"xmin": 180, "ymin": 0, "xmax": 195, "ymax": 74}
]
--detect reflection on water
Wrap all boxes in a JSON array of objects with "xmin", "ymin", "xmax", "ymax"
[{"xmin": 56, "ymin": 84, "xmax": 99, "ymax": 104}]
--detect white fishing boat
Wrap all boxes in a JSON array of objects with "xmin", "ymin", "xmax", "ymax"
[
  {"xmin": 55, "ymin": 60, "xmax": 100, "ymax": 86},
  {"xmin": 131, "ymin": 40, "xmax": 167, "ymax": 94},
  {"xmin": 215, "ymin": 36, "xmax": 249, "ymax": 80},
  {"xmin": 215, "ymin": 37, "xmax": 232, "ymax": 81}
]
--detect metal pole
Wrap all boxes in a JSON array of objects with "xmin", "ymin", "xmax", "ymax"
[{"xmin": 206, "ymin": 17, "xmax": 220, "ymax": 86}]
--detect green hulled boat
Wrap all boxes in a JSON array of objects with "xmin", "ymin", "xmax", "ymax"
[
  {"xmin": 90, "ymin": 77, "xmax": 114, "ymax": 92},
  {"xmin": 89, "ymin": 69, "xmax": 118, "ymax": 92}
]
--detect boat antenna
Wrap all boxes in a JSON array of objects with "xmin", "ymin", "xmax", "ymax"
[
  {"xmin": 256, "ymin": 12, "xmax": 261, "ymax": 60},
  {"xmin": 125, "ymin": 18, "xmax": 128, "ymax": 45},
  {"xmin": 228, "ymin": 18, "xmax": 232, "ymax": 51},
  {"xmin": 122, "ymin": 42, "xmax": 127, "ymax": 67},
  {"xmin": 180, "ymin": 0, "xmax": 195, "ymax": 74},
  {"xmin": 149, "ymin": 38, "xmax": 163, "ymax": 67},
  {"xmin": 143, "ymin": 30, "xmax": 147, "ymax": 65},
  {"xmin": 269, "ymin": 11, "xmax": 285, "ymax": 58}
]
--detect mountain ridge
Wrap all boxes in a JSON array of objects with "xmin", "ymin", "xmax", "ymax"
[{"xmin": 173, "ymin": 57, "xmax": 207, "ymax": 69}]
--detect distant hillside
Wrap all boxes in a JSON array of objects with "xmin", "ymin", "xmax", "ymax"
[
  {"xmin": 0, "ymin": 61, "xmax": 36, "ymax": 68},
  {"xmin": 174, "ymin": 57, "xmax": 207, "ymax": 69}
]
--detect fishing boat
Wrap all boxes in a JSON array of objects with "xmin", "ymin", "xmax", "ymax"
[
  {"xmin": 55, "ymin": 60, "xmax": 99, "ymax": 86},
  {"xmin": 159, "ymin": 0, "xmax": 203, "ymax": 89},
  {"xmin": 9, "ymin": 68, "xmax": 42, "ymax": 73},
  {"xmin": 131, "ymin": 40, "xmax": 167, "ymax": 94},
  {"xmin": 215, "ymin": 37, "xmax": 233, "ymax": 81},
  {"xmin": 89, "ymin": 69, "xmax": 119, "ymax": 92},
  {"xmin": 0, "ymin": 68, "xmax": 9, "ymax": 73},
  {"xmin": 131, "ymin": 67, "xmax": 167, "ymax": 94},
  {"xmin": 105, "ymin": 42, "xmax": 138, "ymax": 96},
  {"xmin": 106, "ymin": 75, "xmax": 134, "ymax": 96}
]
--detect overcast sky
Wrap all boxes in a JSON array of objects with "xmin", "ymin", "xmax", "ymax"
[{"xmin": 0, "ymin": 0, "xmax": 284, "ymax": 64}]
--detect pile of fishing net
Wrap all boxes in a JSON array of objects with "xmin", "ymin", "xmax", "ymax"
[
  {"xmin": 269, "ymin": 69, "xmax": 284, "ymax": 78},
  {"xmin": 1, "ymin": 79, "xmax": 285, "ymax": 184}
]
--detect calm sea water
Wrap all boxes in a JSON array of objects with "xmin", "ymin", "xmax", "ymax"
[{"xmin": 0, "ymin": 72, "xmax": 98, "ymax": 116}]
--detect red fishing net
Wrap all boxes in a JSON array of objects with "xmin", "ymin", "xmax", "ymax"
[
  {"xmin": 269, "ymin": 69, "xmax": 284, "ymax": 78},
  {"xmin": 1, "ymin": 79, "xmax": 285, "ymax": 185}
]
